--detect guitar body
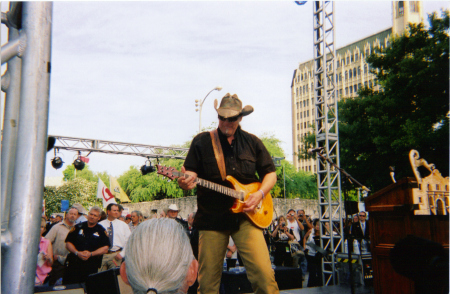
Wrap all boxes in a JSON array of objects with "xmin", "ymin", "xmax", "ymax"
[{"xmin": 226, "ymin": 175, "xmax": 273, "ymax": 229}]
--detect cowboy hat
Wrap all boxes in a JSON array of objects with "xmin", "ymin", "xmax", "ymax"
[
  {"xmin": 214, "ymin": 93, "xmax": 253, "ymax": 118},
  {"xmin": 168, "ymin": 204, "xmax": 179, "ymax": 211}
]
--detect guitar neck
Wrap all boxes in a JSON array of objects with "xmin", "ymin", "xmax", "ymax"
[{"xmin": 175, "ymin": 171, "xmax": 241, "ymax": 200}]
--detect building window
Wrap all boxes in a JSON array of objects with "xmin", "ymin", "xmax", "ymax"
[
  {"xmin": 353, "ymin": 68, "xmax": 357, "ymax": 77},
  {"xmin": 354, "ymin": 85, "xmax": 357, "ymax": 93},
  {"xmin": 351, "ymin": 54, "xmax": 354, "ymax": 63},
  {"xmin": 349, "ymin": 69, "xmax": 352, "ymax": 79},
  {"xmin": 300, "ymin": 112, "xmax": 302, "ymax": 118},
  {"xmin": 358, "ymin": 83, "xmax": 362, "ymax": 90},
  {"xmin": 303, "ymin": 85, "xmax": 306, "ymax": 93},
  {"xmin": 307, "ymin": 110, "xmax": 309, "ymax": 117},
  {"xmin": 398, "ymin": 1, "xmax": 404, "ymax": 17},
  {"xmin": 297, "ymin": 124, "xmax": 299, "ymax": 130},
  {"xmin": 303, "ymin": 101, "xmax": 306, "ymax": 107},
  {"xmin": 410, "ymin": 1, "xmax": 419, "ymax": 13},
  {"xmin": 337, "ymin": 60, "xmax": 340, "ymax": 68},
  {"xmin": 345, "ymin": 71, "xmax": 348, "ymax": 80},
  {"xmin": 349, "ymin": 86, "xmax": 353, "ymax": 94},
  {"xmin": 345, "ymin": 87, "xmax": 348, "ymax": 95},
  {"xmin": 299, "ymin": 87, "xmax": 302, "ymax": 95},
  {"xmin": 339, "ymin": 73, "xmax": 342, "ymax": 82},
  {"xmin": 355, "ymin": 53, "xmax": 359, "ymax": 62},
  {"xmin": 358, "ymin": 66, "xmax": 361, "ymax": 76},
  {"xmin": 346, "ymin": 56, "xmax": 349, "ymax": 64},
  {"xmin": 365, "ymin": 48, "xmax": 370, "ymax": 57},
  {"xmin": 341, "ymin": 59, "xmax": 344, "ymax": 66},
  {"xmin": 369, "ymin": 80, "xmax": 373, "ymax": 88},
  {"xmin": 364, "ymin": 64, "xmax": 368, "ymax": 74}
]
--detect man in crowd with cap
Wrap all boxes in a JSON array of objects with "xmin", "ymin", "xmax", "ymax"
[
  {"xmin": 44, "ymin": 207, "xmax": 78, "ymax": 285},
  {"xmin": 167, "ymin": 204, "xmax": 189, "ymax": 232},
  {"xmin": 99, "ymin": 203, "xmax": 131, "ymax": 271},
  {"xmin": 178, "ymin": 93, "xmax": 279, "ymax": 293},
  {"xmin": 72, "ymin": 203, "xmax": 88, "ymax": 225}
]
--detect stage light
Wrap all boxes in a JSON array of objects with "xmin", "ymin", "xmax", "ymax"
[
  {"xmin": 51, "ymin": 157, "xmax": 64, "ymax": 169},
  {"xmin": 73, "ymin": 158, "xmax": 85, "ymax": 170},
  {"xmin": 51, "ymin": 148, "xmax": 64, "ymax": 169},
  {"xmin": 140, "ymin": 159, "xmax": 155, "ymax": 175},
  {"xmin": 73, "ymin": 152, "xmax": 85, "ymax": 170}
]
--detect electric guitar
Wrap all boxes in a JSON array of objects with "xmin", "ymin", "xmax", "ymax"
[{"xmin": 156, "ymin": 165, "xmax": 273, "ymax": 229}]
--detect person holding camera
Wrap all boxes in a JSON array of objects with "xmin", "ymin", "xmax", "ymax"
[{"xmin": 271, "ymin": 216, "xmax": 295, "ymax": 266}]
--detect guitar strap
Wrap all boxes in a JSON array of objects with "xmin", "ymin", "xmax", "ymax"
[{"xmin": 210, "ymin": 129, "xmax": 226, "ymax": 181}]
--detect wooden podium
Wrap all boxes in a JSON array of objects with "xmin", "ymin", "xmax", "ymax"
[{"xmin": 365, "ymin": 177, "xmax": 449, "ymax": 294}]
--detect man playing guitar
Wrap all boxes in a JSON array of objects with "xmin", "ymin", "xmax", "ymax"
[{"xmin": 178, "ymin": 93, "xmax": 279, "ymax": 294}]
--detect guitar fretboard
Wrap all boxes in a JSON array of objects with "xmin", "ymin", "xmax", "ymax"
[{"xmin": 173, "ymin": 171, "xmax": 243, "ymax": 200}]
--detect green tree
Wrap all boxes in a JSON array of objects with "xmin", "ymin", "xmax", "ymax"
[
  {"xmin": 44, "ymin": 178, "xmax": 102, "ymax": 217},
  {"xmin": 339, "ymin": 11, "xmax": 449, "ymax": 192},
  {"xmin": 62, "ymin": 164, "xmax": 96, "ymax": 182},
  {"xmin": 260, "ymin": 133, "xmax": 317, "ymax": 199}
]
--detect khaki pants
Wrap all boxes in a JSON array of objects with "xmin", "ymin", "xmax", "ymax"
[
  {"xmin": 99, "ymin": 252, "xmax": 122, "ymax": 272},
  {"xmin": 198, "ymin": 219, "xmax": 279, "ymax": 294}
]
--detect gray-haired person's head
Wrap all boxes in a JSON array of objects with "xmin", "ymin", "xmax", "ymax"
[{"xmin": 120, "ymin": 218, "xmax": 198, "ymax": 294}]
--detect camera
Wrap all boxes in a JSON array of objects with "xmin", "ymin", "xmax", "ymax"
[{"xmin": 281, "ymin": 222, "xmax": 286, "ymax": 227}]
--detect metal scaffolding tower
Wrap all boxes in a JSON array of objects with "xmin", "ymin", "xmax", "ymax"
[
  {"xmin": 1, "ymin": 2, "xmax": 53, "ymax": 293},
  {"xmin": 312, "ymin": 1, "xmax": 344, "ymax": 286}
]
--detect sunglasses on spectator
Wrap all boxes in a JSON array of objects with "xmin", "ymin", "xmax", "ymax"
[
  {"xmin": 359, "ymin": 214, "xmax": 366, "ymax": 217},
  {"xmin": 288, "ymin": 213, "xmax": 295, "ymax": 216},
  {"xmin": 218, "ymin": 115, "xmax": 240, "ymax": 122}
]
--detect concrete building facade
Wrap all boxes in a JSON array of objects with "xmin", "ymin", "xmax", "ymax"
[{"xmin": 291, "ymin": 1, "xmax": 423, "ymax": 172}]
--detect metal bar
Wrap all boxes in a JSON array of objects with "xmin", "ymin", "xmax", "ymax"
[
  {"xmin": 1, "ymin": 3, "xmax": 53, "ymax": 293},
  {"xmin": 1, "ymin": 33, "xmax": 26, "ymax": 65}
]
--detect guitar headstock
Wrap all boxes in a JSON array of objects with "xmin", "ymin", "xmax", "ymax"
[{"xmin": 156, "ymin": 165, "xmax": 180, "ymax": 181}]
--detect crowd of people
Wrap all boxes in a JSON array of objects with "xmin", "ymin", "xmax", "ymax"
[{"xmin": 39, "ymin": 201, "xmax": 369, "ymax": 291}]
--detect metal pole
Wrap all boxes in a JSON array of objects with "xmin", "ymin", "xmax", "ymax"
[
  {"xmin": 2, "ymin": 2, "xmax": 53, "ymax": 293},
  {"xmin": 1, "ymin": 3, "xmax": 23, "ymax": 232},
  {"xmin": 197, "ymin": 87, "xmax": 222, "ymax": 133}
]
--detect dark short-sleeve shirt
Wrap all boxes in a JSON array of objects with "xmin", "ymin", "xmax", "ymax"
[
  {"xmin": 65, "ymin": 222, "xmax": 110, "ymax": 268},
  {"xmin": 183, "ymin": 126, "xmax": 275, "ymax": 231}
]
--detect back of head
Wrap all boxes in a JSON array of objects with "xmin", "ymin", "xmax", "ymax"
[{"xmin": 125, "ymin": 218, "xmax": 194, "ymax": 294}]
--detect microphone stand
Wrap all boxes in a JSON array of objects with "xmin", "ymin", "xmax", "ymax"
[{"xmin": 314, "ymin": 150, "xmax": 370, "ymax": 294}]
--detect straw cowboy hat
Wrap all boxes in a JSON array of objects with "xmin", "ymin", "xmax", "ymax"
[
  {"xmin": 214, "ymin": 93, "xmax": 253, "ymax": 118},
  {"xmin": 168, "ymin": 204, "xmax": 179, "ymax": 211}
]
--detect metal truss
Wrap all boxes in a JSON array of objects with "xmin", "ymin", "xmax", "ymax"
[
  {"xmin": 312, "ymin": 1, "xmax": 343, "ymax": 286},
  {"xmin": 49, "ymin": 135, "xmax": 189, "ymax": 159},
  {"xmin": 1, "ymin": 3, "xmax": 53, "ymax": 293}
]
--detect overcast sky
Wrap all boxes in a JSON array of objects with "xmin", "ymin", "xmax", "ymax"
[{"xmin": 1, "ymin": 1, "xmax": 448, "ymax": 179}]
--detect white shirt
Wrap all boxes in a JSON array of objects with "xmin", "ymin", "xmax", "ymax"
[
  {"xmin": 99, "ymin": 218, "xmax": 131, "ymax": 257},
  {"xmin": 287, "ymin": 219, "xmax": 301, "ymax": 242}
]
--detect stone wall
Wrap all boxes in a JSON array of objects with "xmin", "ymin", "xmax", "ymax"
[{"xmin": 123, "ymin": 197, "xmax": 320, "ymax": 220}]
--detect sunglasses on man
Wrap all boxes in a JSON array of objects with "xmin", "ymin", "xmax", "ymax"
[{"xmin": 218, "ymin": 115, "xmax": 240, "ymax": 122}]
